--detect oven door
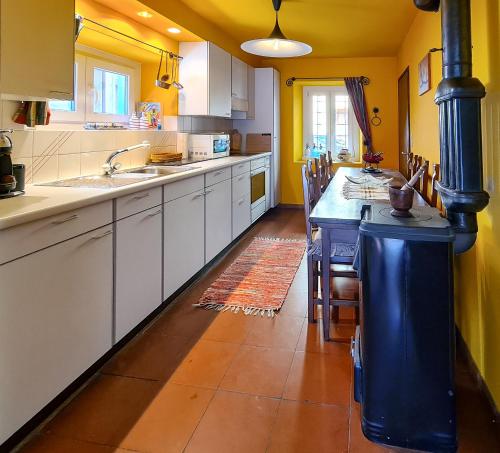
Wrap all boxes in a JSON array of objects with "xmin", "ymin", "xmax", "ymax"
[{"xmin": 251, "ymin": 169, "xmax": 266, "ymax": 207}]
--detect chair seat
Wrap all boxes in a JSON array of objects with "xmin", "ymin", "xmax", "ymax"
[{"xmin": 307, "ymin": 238, "xmax": 356, "ymax": 264}]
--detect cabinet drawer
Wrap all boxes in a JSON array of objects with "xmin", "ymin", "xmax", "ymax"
[
  {"xmin": 251, "ymin": 199, "xmax": 266, "ymax": 223},
  {"xmin": 115, "ymin": 187, "xmax": 162, "ymax": 220},
  {"xmin": 250, "ymin": 157, "xmax": 268, "ymax": 170},
  {"xmin": 232, "ymin": 161, "xmax": 250, "ymax": 177},
  {"xmin": 205, "ymin": 167, "xmax": 231, "ymax": 187},
  {"xmin": 232, "ymin": 192, "xmax": 251, "ymax": 239},
  {"xmin": 232, "ymin": 171, "xmax": 251, "ymax": 200},
  {"xmin": 164, "ymin": 175, "xmax": 204, "ymax": 202},
  {"xmin": 0, "ymin": 201, "xmax": 112, "ymax": 265}
]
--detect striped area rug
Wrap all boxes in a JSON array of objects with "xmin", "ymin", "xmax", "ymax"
[{"xmin": 194, "ymin": 237, "xmax": 306, "ymax": 317}]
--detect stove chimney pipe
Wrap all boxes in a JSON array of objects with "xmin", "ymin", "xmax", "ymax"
[{"xmin": 414, "ymin": 0, "xmax": 489, "ymax": 253}]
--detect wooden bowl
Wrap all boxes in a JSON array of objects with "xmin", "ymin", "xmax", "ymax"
[{"xmin": 389, "ymin": 184, "xmax": 414, "ymax": 217}]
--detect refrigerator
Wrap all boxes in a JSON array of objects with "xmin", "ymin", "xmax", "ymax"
[{"xmin": 233, "ymin": 68, "xmax": 280, "ymax": 207}]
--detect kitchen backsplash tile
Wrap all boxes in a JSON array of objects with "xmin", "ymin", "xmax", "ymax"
[{"xmin": 9, "ymin": 115, "xmax": 234, "ymax": 183}]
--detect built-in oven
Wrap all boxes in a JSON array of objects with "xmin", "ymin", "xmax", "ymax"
[{"xmin": 250, "ymin": 158, "xmax": 270, "ymax": 221}]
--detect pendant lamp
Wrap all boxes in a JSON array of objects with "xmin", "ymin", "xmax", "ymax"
[{"xmin": 241, "ymin": 0, "xmax": 312, "ymax": 58}]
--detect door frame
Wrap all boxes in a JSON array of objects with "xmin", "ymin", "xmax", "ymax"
[{"xmin": 398, "ymin": 67, "xmax": 411, "ymax": 177}]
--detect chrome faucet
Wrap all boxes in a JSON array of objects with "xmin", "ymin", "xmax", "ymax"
[{"xmin": 102, "ymin": 141, "xmax": 151, "ymax": 175}]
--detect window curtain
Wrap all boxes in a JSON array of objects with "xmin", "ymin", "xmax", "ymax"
[{"xmin": 344, "ymin": 77, "xmax": 372, "ymax": 152}]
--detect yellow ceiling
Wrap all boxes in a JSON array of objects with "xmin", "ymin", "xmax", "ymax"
[{"xmin": 173, "ymin": 0, "xmax": 418, "ymax": 58}]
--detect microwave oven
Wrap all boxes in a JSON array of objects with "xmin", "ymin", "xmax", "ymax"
[{"xmin": 188, "ymin": 133, "xmax": 230, "ymax": 159}]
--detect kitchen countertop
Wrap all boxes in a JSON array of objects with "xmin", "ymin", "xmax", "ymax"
[{"xmin": 0, "ymin": 153, "xmax": 271, "ymax": 231}]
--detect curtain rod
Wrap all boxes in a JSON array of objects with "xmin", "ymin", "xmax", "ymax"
[
  {"xmin": 79, "ymin": 16, "xmax": 183, "ymax": 59},
  {"xmin": 285, "ymin": 76, "xmax": 369, "ymax": 87}
]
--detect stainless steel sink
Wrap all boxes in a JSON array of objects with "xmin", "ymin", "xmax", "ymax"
[
  {"xmin": 37, "ymin": 166, "xmax": 199, "ymax": 189},
  {"xmin": 125, "ymin": 166, "xmax": 199, "ymax": 175},
  {"xmin": 38, "ymin": 173, "xmax": 158, "ymax": 189}
]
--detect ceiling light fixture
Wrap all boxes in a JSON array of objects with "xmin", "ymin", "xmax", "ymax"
[
  {"xmin": 241, "ymin": 0, "xmax": 312, "ymax": 58},
  {"xmin": 137, "ymin": 11, "xmax": 153, "ymax": 18},
  {"xmin": 167, "ymin": 27, "xmax": 181, "ymax": 34}
]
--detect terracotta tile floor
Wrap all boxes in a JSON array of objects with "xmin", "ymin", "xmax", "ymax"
[{"xmin": 19, "ymin": 208, "xmax": 499, "ymax": 453}]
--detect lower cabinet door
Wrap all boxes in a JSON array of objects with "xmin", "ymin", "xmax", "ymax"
[
  {"xmin": 0, "ymin": 226, "xmax": 113, "ymax": 445},
  {"xmin": 115, "ymin": 206, "xmax": 163, "ymax": 342},
  {"xmin": 164, "ymin": 190, "xmax": 205, "ymax": 299},
  {"xmin": 232, "ymin": 192, "xmax": 251, "ymax": 239},
  {"xmin": 205, "ymin": 179, "xmax": 232, "ymax": 263}
]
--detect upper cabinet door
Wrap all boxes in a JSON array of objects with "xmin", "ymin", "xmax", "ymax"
[
  {"xmin": 0, "ymin": 0, "xmax": 75, "ymax": 100},
  {"xmin": 208, "ymin": 43, "xmax": 232, "ymax": 117},
  {"xmin": 231, "ymin": 56, "xmax": 248, "ymax": 112}
]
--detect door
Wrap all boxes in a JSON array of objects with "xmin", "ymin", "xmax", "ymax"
[
  {"xmin": 115, "ymin": 207, "xmax": 163, "ymax": 342},
  {"xmin": 205, "ymin": 179, "xmax": 232, "ymax": 263},
  {"xmin": 398, "ymin": 68, "xmax": 411, "ymax": 177},
  {"xmin": 208, "ymin": 42, "xmax": 232, "ymax": 117},
  {"xmin": 164, "ymin": 190, "xmax": 205, "ymax": 299},
  {"xmin": 0, "ymin": 227, "xmax": 113, "ymax": 444}
]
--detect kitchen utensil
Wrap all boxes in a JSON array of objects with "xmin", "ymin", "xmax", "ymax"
[
  {"xmin": 172, "ymin": 56, "xmax": 184, "ymax": 89},
  {"xmin": 389, "ymin": 184, "xmax": 414, "ymax": 217},
  {"xmin": 155, "ymin": 51, "xmax": 171, "ymax": 89}
]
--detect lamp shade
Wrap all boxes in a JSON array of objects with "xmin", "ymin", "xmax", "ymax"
[
  {"xmin": 241, "ymin": 2, "xmax": 312, "ymax": 58},
  {"xmin": 241, "ymin": 38, "xmax": 312, "ymax": 58}
]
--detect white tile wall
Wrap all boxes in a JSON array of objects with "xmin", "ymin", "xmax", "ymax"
[{"xmin": 10, "ymin": 129, "xmax": 177, "ymax": 184}]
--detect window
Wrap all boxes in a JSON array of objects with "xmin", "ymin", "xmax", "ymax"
[
  {"xmin": 303, "ymin": 85, "xmax": 361, "ymax": 161},
  {"xmin": 49, "ymin": 51, "xmax": 140, "ymax": 124}
]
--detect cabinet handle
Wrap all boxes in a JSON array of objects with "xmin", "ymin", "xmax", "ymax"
[
  {"xmin": 238, "ymin": 198, "xmax": 245, "ymax": 205},
  {"xmin": 146, "ymin": 209, "xmax": 162, "ymax": 217},
  {"xmin": 204, "ymin": 189, "xmax": 213, "ymax": 195},
  {"xmin": 192, "ymin": 192, "xmax": 205, "ymax": 199},
  {"xmin": 51, "ymin": 214, "xmax": 78, "ymax": 225},
  {"xmin": 213, "ymin": 170, "xmax": 224, "ymax": 176},
  {"xmin": 132, "ymin": 193, "xmax": 150, "ymax": 200},
  {"xmin": 238, "ymin": 175, "xmax": 245, "ymax": 181},
  {"xmin": 90, "ymin": 230, "xmax": 113, "ymax": 240},
  {"xmin": 49, "ymin": 90, "xmax": 72, "ymax": 95}
]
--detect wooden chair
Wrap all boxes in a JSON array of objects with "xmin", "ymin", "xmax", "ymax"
[
  {"xmin": 301, "ymin": 165, "xmax": 360, "ymax": 332},
  {"xmin": 326, "ymin": 150, "xmax": 335, "ymax": 182},
  {"xmin": 407, "ymin": 152, "xmax": 414, "ymax": 180},
  {"xmin": 307, "ymin": 159, "xmax": 321, "ymax": 206},
  {"xmin": 420, "ymin": 159, "xmax": 430, "ymax": 201},
  {"xmin": 319, "ymin": 154, "xmax": 329, "ymax": 191},
  {"xmin": 430, "ymin": 163, "xmax": 441, "ymax": 208}
]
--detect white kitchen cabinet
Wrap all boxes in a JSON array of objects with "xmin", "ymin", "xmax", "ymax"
[
  {"xmin": 231, "ymin": 56, "xmax": 248, "ymax": 112},
  {"xmin": 178, "ymin": 41, "xmax": 232, "ymax": 117},
  {"xmin": 164, "ymin": 189, "xmax": 205, "ymax": 299},
  {"xmin": 0, "ymin": 0, "xmax": 75, "ymax": 100},
  {"xmin": 205, "ymin": 178, "xmax": 232, "ymax": 263},
  {"xmin": 232, "ymin": 193, "xmax": 251, "ymax": 239},
  {"xmin": 115, "ymin": 206, "xmax": 163, "ymax": 342},
  {"xmin": 0, "ymin": 226, "xmax": 113, "ymax": 445}
]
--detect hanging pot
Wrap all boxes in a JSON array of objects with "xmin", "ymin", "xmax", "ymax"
[{"xmin": 155, "ymin": 51, "xmax": 171, "ymax": 89}]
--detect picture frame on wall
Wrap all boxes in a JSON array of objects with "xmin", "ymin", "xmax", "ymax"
[{"xmin": 418, "ymin": 53, "xmax": 431, "ymax": 95}]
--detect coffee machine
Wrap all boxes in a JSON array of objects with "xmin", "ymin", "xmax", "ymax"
[{"xmin": 0, "ymin": 129, "xmax": 23, "ymax": 199}]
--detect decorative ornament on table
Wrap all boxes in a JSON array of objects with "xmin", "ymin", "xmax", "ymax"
[
  {"xmin": 337, "ymin": 148, "xmax": 351, "ymax": 162},
  {"xmin": 362, "ymin": 140, "xmax": 384, "ymax": 174}
]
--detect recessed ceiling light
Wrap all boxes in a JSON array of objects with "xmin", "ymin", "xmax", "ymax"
[
  {"xmin": 137, "ymin": 11, "xmax": 153, "ymax": 18},
  {"xmin": 167, "ymin": 27, "xmax": 181, "ymax": 34}
]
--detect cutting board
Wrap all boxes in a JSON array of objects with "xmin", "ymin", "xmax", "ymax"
[{"xmin": 246, "ymin": 133, "xmax": 272, "ymax": 153}]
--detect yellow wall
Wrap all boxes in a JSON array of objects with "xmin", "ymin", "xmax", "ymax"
[
  {"xmin": 76, "ymin": 0, "xmax": 180, "ymax": 116},
  {"xmin": 397, "ymin": 0, "xmax": 500, "ymax": 407},
  {"xmin": 261, "ymin": 57, "xmax": 399, "ymax": 205}
]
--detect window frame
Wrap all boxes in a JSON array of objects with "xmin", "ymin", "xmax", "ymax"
[
  {"xmin": 49, "ymin": 49, "xmax": 140, "ymax": 125},
  {"xmin": 302, "ymin": 85, "xmax": 361, "ymax": 161}
]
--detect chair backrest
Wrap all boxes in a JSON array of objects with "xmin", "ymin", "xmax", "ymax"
[
  {"xmin": 307, "ymin": 159, "xmax": 321, "ymax": 205},
  {"xmin": 420, "ymin": 159, "xmax": 430, "ymax": 201},
  {"xmin": 319, "ymin": 154, "xmax": 329, "ymax": 190},
  {"xmin": 301, "ymin": 164, "xmax": 313, "ymax": 245},
  {"xmin": 431, "ymin": 163, "xmax": 440, "ymax": 208},
  {"xmin": 326, "ymin": 150, "xmax": 335, "ymax": 181},
  {"xmin": 407, "ymin": 152, "xmax": 414, "ymax": 180},
  {"xmin": 414, "ymin": 155, "xmax": 423, "ymax": 191}
]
